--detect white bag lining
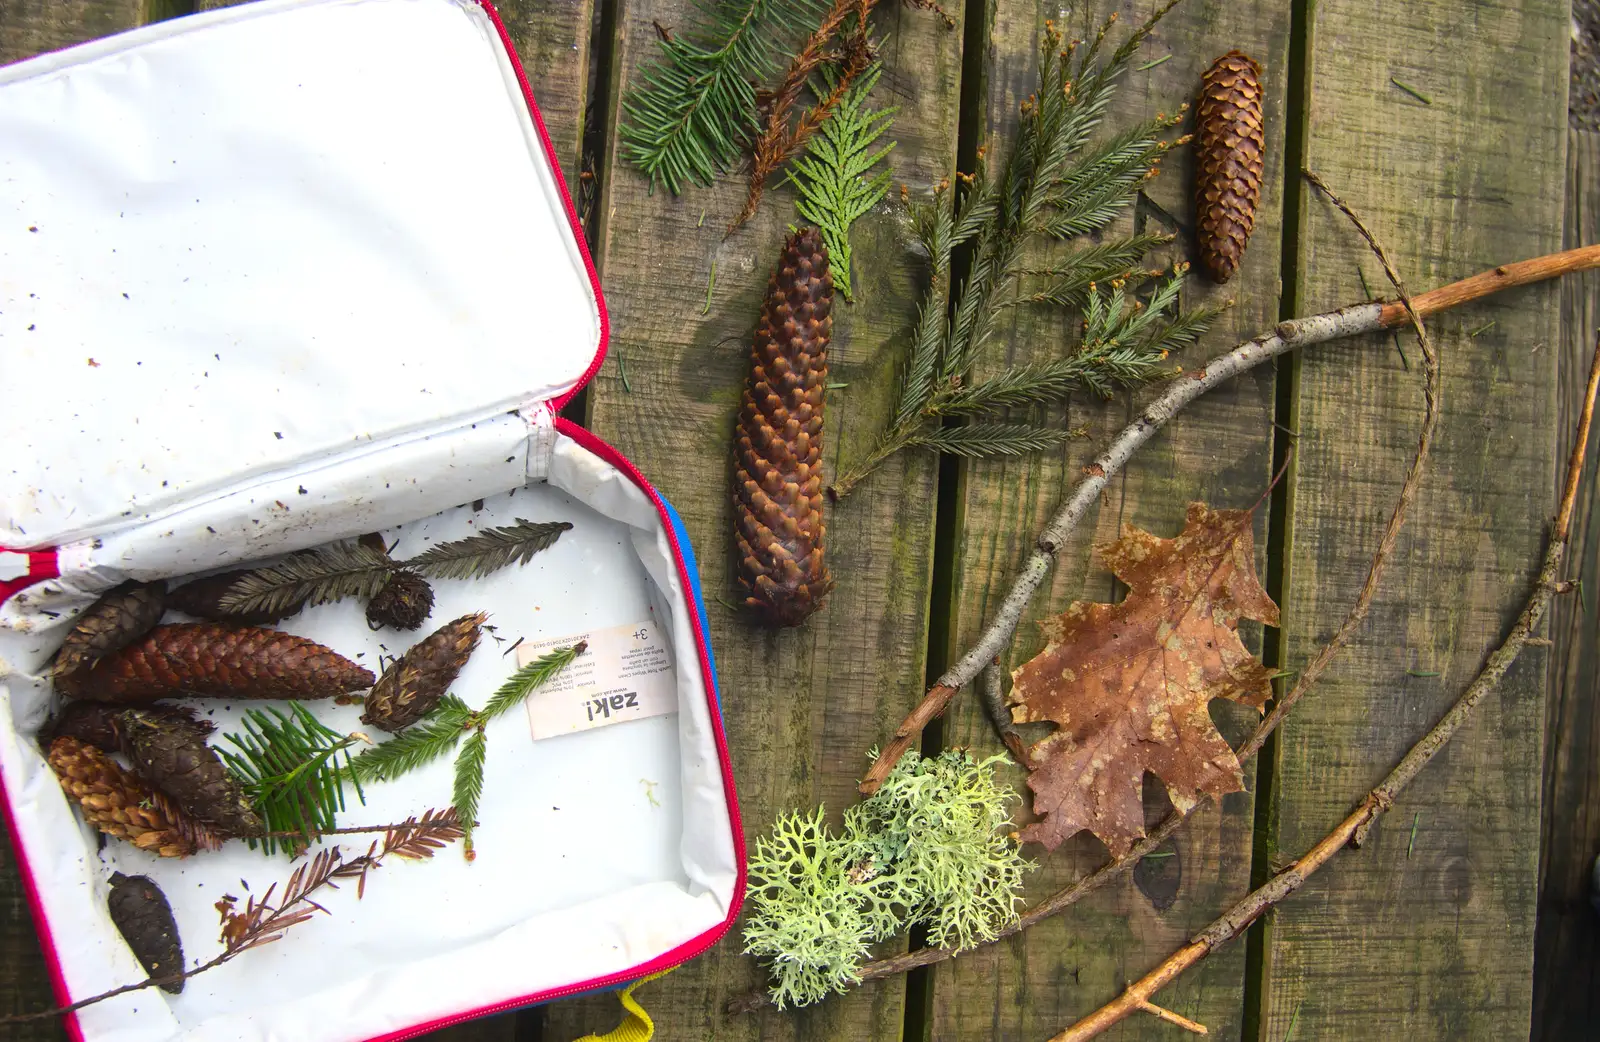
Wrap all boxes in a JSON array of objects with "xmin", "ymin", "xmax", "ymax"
[
  {"xmin": 0, "ymin": 1, "xmax": 742, "ymax": 1037},
  {"xmin": 0, "ymin": 432, "xmax": 739, "ymax": 1042}
]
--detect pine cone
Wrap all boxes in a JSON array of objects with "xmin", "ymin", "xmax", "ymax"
[
  {"xmin": 56, "ymin": 623, "xmax": 375, "ymax": 704},
  {"xmin": 362, "ymin": 612, "xmax": 486, "ymax": 731},
  {"xmin": 43, "ymin": 701, "xmax": 211, "ymax": 754},
  {"xmin": 732, "ymin": 227, "xmax": 834, "ymax": 627},
  {"xmin": 107, "ymin": 873, "xmax": 185, "ymax": 993},
  {"xmin": 46, "ymin": 737, "xmax": 213, "ymax": 858},
  {"xmin": 53, "ymin": 581, "xmax": 167, "ymax": 678},
  {"xmin": 1195, "ymin": 50, "xmax": 1265, "ymax": 283},
  {"xmin": 366, "ymin": 571, "xmax": 436, "ymax": 631},
  {"xmin": 167, "ymin": 570, "xmax": 308, "ymax": 625},
  {"xmin": 119, "ymin": 708, "xmax": 262, "ymax": 837}
]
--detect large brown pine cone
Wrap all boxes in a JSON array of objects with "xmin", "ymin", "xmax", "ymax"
[
  {"xmin": 732, "ymin": 227, "xmax": 834, "ymax": 627},
  {"xmin": 56, "ymin": 623, "xmax": 375, "ymax": 703},
  {"xmin": 362, "ymin": 612, "xmax": 486, "ymax": 731},
  {"xmin": 1195, "ymin": 50, "xmax": 1265, "ymax": 283},
  {"xmin": 119, "ymin": 708, "xmax": 262, "ymax": 837},
  {"xmin": 53, "ymin": 581, "xmax": 166, "ymax": 678},
  {"xmin": 46, "ymin": 737, "xmax": 220, "ymax": 857}
]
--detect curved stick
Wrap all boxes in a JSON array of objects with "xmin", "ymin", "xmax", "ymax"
[{"xmin": 859, "ymin": 241, "xmax": 1600, "ymax": 797}]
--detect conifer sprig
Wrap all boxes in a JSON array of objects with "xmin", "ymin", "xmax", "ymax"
[
  {"xmin": 216, "ymin": 520, "xmax": 571, "ymax": 617},
  {"xmin": 342, "ymin": 643, "xmax": 586, "ymax": 859},
  {"xmin": 221, "ymin": 705, "xmax": 366, "ymax": 854},
  {"xmin": 830, "ymin": 7, "xmax": 1222, "ymax": 499},
  {"xmin": 620, "ymin": 0, "xmax": 829, "ymax": 195},
  {"xmin": 790, "ymin": 64, "xmax": 897, "ymax": 300}
]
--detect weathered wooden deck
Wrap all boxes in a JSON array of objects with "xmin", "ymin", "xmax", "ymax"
[{"xmin": 2, "ymin": 0, "xmax": 1593, "ymax": 1038}]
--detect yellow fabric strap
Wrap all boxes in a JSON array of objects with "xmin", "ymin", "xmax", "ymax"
[{"xmin": 572, "ymin": 967, "xmax": 675, "ymax": 1042}]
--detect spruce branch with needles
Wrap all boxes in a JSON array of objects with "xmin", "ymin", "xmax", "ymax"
[
  {"xmin": 216, "ymin": 519, "xmax": 572, "ymax": 617},
  {"xmin": 830, "ymin": 5, "xmax": 1224, "ymax": 498},
  {"xmin": 619, "ymin": 0, "xmax": 829, "ymax": 195},
  {"xmin": 221, "ymin": 705, "xmax": 367, "ymax": 855},
  {"xmin": 343, "ymin": 643, "xmax": 587, "ymax": 858}
]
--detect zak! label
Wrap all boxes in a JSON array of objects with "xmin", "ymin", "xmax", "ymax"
[{"xmin": 518, "ymin": 621, "xmax": 676, "ymax": 739}]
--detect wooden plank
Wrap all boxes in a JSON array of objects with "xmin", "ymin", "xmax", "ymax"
[
  {"xmin": 927, "ymin": 2, "xmax": 1288, "ymax": 1039},
  {"xmin": 1531, "ymin": 127, "xmax": 1600, "ymax": 1041},
  {"xmin": 0, "ymin": 0, "xmax": 144, "ymax": 66},
  {"xmin": 0, "ymin": 1, "xmax": 594, "ymax": 1039},
  {"xmin": 1262, "ymin": 0, "xmax": 1569, "ymax": 1037},
  {"xmin": 539, "ymin": 0, "xmax": 966, "ymax": 1039}
]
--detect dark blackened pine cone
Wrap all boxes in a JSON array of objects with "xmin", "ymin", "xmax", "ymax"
[
  {"xmin": 168, "ymin": 569, "xmax": 308, "ymax": 625},
  {"xmin": 44, "ymin": 701, "xmax": 212, "ymax": 754},
  {"xmin": 53, "ymin": 581, "xmax": 167, "ymax": 678},
  {"xmin": 57, "ymin": 623, "xmax": 375, "ymax": 704},
  {"xmin": 363, "ymin": 612, "xmax": 486, "ymax": 731},
  {"xmin": 732, "ymin": 227, "xmax": 834, "ymax": 627},
  {"xmin": 107, "ymin": 873, "xmax": 186, "ymax": 993},
  {"xmin": 366, "ymin": 571, "xmax": 436, "ymax": 631},
  {"xmin": 47, "ymin": 737, "xmax": 212, "ymax": 858},
  {"xmin": 119, "ymin": 708, "xmax": 262, "ymax": 838},
  {"xmin": 1195, "ymin": 51, "xmax": 1265, "ymax": 283}
]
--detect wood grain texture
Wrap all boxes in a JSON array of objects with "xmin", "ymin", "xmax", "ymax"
[
  {"xmin": 927, "ymin": 2, "xmax": 1287, "ymax": 1039},
  {"xmin": 0, "ymin": 1, "xmax": 592, "ymax": 1040},
  {"xmin": 1262, "ymin": 0, "xmax": 1568, "ymax": 1037},
  {"xmin": 539, "ymin": 1, "xmax": 964, "ymax": 1039},
  {"xmin": 0, "ymin": 0, "xmax": 143, "ymax": 65},
  {"xmin": 1531, "ymin": 127, "xmax": 1600, "ymax": 1042}
]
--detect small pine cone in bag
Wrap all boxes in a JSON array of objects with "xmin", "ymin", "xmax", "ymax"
[
  {"xmin": 362, "ymin": 612, "xmax": 486, "ymax": 732},
  {"xmin": 107, "ymin": 873, "xmax": 186, "ymax": 993},
  {"xmin": 1194, "ymin": 50, "xmax": 1265, "ymax": 283},
  {"xmin": 53, "ymin": 581, "xmax": 167, "ymax": 679},
  {"xmin": 366, "ymin": 571, "xmax": 436, "ymax": 631},
  {"xmin": 46, "ymin": 737, "xmax": 218, "ymax": 858},
  {"xmin": 167, "ymin": 570, "xmax": 308, "ymax": 625},
  {"xmin": 732, "ymin": 227, "xmax": 834, "ymax": 627},
  {"xmin": 57, "ymin": 623, "xmax": 375, "ymax": 704},
  {"xmin": 43, "ymin": 701, "xmax": 212, "ymax": 754},
  {"xmin": 119, "ymin": 708, "xmax": 262, "ymax": 838}
]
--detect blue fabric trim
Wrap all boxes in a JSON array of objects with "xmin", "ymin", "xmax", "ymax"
[{"xmin": 659, "ymin": 496, "xmax": 722, "ymax": 712}]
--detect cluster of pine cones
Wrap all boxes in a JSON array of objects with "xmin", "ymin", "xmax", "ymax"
[{"xmin": 43, "ymin": 573, "xmax": 485, "ymax": 857}]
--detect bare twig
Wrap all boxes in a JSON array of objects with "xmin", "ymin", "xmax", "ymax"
[
  {"xmin": 0, "ymin": 811, "xmax": 463, "ymax": 1025},
  {"xmin": 978, "ymin": 660, "xmax": 1027, "ymax": 762},
  {"xmin": 858, "ymin": 240, "xmax": 1600, "ymax": 797},
  {"xmin": 1050, "ymin": 335, "xmax": 1600, "ymax": 1041}
]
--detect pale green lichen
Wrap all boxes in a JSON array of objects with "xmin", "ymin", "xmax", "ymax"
[{"xmin": 742, "ymin": 750, "xmax": 1033, "ymax": 1008}]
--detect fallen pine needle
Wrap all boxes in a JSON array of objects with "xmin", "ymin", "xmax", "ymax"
[{"xmin": 1390, "ymin": 77, "xmax": 1433, "ymax": 104}]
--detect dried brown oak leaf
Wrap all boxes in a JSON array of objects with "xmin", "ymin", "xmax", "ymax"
[{"xmin": 1007, "ymin": 502, "xmax": 1278, "ymax": 856}]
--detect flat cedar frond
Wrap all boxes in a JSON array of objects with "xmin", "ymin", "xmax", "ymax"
[
  {"xmin": 220, "ymin": 542, "xmax": 393, "ymax": 616},
  {"xmin": 405, "ymin": 520, "xmax": 572, "ymax": 581},
  {"xmin": 480, "ymin": 642, "xmax": 588, "ymax": 722},
  {"xmin": 345, "ymin": 695, "xmax": 473, "ymax": 785},
  {"xmin": 620, "ymin": 0, "xmax": 828, "ymax": 195},
  {"xmin": 453, "ymin": 729, "xmax": 488, "ymax": 858},
  {"xmin": 790, "ymin": 63, "xmax": 896, "ymax": 300},
  {"xmin": 221, "ymin": 705, "xmax": 365, "ymax": 854},
  {"xmin": 829, "ymin": 11, "xmax": 1199, "ymax": 499}
]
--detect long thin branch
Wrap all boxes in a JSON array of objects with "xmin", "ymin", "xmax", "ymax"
[
  {"xmin": 1051, "ymin": 332, "xmax": 1600, "ymax": 1042},
  {"xmin": 858, "ymin": 240, "xmax": 1600, "ymax": 797},
  {"xmin": 727, "ymin": 177, "xmax": 1445, "ymax": 1017}
]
